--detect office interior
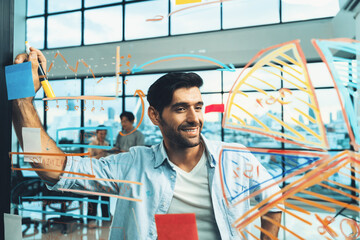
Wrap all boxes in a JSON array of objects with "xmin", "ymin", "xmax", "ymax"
[{"xmin": 1, "ymin": 0, "xmax": 360, "ymax": 239}]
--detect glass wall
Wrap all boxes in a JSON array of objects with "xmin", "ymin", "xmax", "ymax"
[
  {"xmin": 13, "ymin": 61, "xmax": 358, "ymax": 238},
  {"xmin": 18, "ymin": 1, "xmax": 359, "ymax": 238}
]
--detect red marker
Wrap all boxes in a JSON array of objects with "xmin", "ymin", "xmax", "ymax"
[{"xmin": 205, "ymin": 104, "xmax": 224, "ymax": 114}]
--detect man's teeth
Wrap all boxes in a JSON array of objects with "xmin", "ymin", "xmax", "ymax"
[{"xmin": 184, "ymin": 129, "xmax": 196, "ymax": 132}]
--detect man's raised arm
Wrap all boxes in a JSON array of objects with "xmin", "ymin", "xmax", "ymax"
[
  {"xmin": 12, "ymin": 48, "xmax": 65, "ymax": 184},
  {"xmin": 260, "ymin": 211, "xmax": 282, "ymax": 240}
]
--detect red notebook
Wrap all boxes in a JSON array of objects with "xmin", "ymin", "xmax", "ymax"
[{"xmin": 155, "ymin": 213, "xmax": 199, "ymax": 240}]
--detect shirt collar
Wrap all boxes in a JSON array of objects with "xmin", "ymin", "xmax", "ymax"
[
  {"xmin": 121, "ymin": 127, "xmax": 135, "ymax": 134},
  {"xmin": 201, "ymin": 135, "xmax": 217, "ymax": 168},
  {"xmin": 152, "ymin": 134, "xmax": 217, "ymax": 169}
]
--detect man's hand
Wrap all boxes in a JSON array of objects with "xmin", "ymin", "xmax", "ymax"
[
  {"xmin": 95, "ymin": 151, "xmax": 107, "ymax": 159},
  {"xmin": 14, "ymin": 47, "xmax": 46, "ymax": 96},
  {"xmin": 260, "ymin": 211, "xmax": 282, "ymax": 240},
  {"xmin": 12, "ymin": 47, "xmax": 66, "ymax": 184}
]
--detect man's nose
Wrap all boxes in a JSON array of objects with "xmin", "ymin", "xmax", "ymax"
[{"xmin": 186, "ymin": 108, "xmax": 200, "ymax": 123}]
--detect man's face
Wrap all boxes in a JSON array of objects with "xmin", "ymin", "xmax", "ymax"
[
  {"xmin": 96, "ymin": 130, "xmax": 107, "ymax": 142},
  {"xmin": 121, "ymin": 116, "xmax": 134, "ymax": 132},
  {"xmin": 158, "ymin": 87, "xmax": 204, "ymax": 149}
]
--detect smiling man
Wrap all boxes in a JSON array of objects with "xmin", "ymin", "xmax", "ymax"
[{"xmin": 12, "ymin": 48, "xmax": 282, "ymax": 240}]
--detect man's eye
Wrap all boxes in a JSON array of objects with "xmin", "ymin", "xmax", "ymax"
[
  {"xmin": 176, "ymin": 107, "xmax": 185, "ymax": 112},
  {"xmin": 196, "ymin": 106, "xmax": 203, "ymax": 110}
]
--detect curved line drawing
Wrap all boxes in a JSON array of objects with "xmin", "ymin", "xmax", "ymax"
[
  {"xmin": 132, "ymin": 54, "xmax": 235, "ymax": 73},
  {"xmin": 146, "ymin": 15, "xmax": 164, "ymax": 21},
  {"xmin": 119, "ymin": 90, "xmax": 145, "ymax": 137}
]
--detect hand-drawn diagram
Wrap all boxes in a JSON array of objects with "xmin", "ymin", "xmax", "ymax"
[
  {"xmin": 312, "ymin": 38, "xmax": 360, "ymax": 151},
  {"xmin": 115, "ymin": 46, "xmax": 132, "ymax": 96},
  {"xmin": 44, "ymin": 46, "xmax": 127, "ymax": 112},
  {"xmin": 223, "ymin": 40, "xmax": 329, "ymax": 150},
  {"xmin": 232, "ymin": 150, "xmax": 360, "ymax": 239},
  {"xmin": 47, "ymin": 51, "xmax": 104, "ymax": 83},
  {"xmin": 219, "ymin": 38, "xmax": 360, "ymax": 239},
  {"xmin": 219, "ymin": 146, "xmax": 327, "ymax": 207}
]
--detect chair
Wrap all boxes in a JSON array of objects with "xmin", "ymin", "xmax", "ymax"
[
  {"xmin": 10, "ymin": 166, "xmax": 84, "ymax": 236},
  {"xmin": 10, "ymin": 169, "xmax": 43, "ymax": 238},
  {"xmin": 40, "ymin": 186, "xmax": 84, "ymax": 234}
]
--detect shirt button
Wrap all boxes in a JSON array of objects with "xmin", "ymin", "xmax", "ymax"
[{"xmin": 170, "ymin": 176, "xmax": 174, "ymax": 179}]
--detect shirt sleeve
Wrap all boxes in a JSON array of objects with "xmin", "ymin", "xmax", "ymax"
[
  {"xmin": 248, "ymin": 153, "xmax": 283, "ymax": 213},
  {"xmin": 47, "ymin": 152, "xmax": 134, "ymax": 195}
]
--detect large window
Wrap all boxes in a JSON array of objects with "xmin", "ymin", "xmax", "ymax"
[
  {"xmin": 26, "ymin": 0, "xmax": 340, "ymax": 48},
  {"xmin": 125, "ymin": 0, "xmax": 169, "ymax": 40},
  {"xmin": 281, "ymin": 0, "xmax": 340, "ymax": 22},
  {"xmin": 22, "ymin": 62, "xmax": 350, "ymax": 150},
  {"xmin": 222, "ymin": 0, "xmax": 280, "ymax": 29},
  {"xmin": 47, "ymin": 12, "xmax": 82, "ymax": 48},
  {"xmin": 84, "ymin": 6, "xmax": 123, "ymax": 44}
]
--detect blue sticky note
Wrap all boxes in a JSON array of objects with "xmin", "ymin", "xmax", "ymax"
[{"xmin": 5, "ymin": 62, "xmax": 35, "ymax": 100}]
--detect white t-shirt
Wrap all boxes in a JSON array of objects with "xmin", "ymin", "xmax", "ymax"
[{"xmin": 167, "ymin": 151, "xmax": 221, "ymax": 239}]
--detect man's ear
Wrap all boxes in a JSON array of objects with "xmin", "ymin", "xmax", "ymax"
[{"xmin": 148, "ymin": 106, "xmax": 161, "ymax": 126}]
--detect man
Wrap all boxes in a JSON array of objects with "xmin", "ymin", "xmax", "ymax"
[
  {"xmin": 12, "ymin": 48, "xmax": 281, "ymax": 239},
  {"xmin": 113, "ymin": 111, "xmax": 144, "ymax": 153},
  {"xmin": 87, "ymin": 125, "xmax": 111, "ymax": 227},
  {"xmin": 88, "ymin": 125, "xmax": 109, "ymax": 158}
]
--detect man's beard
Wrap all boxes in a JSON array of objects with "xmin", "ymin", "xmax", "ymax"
[{"xmin": 159, "ymin": 118, "xmax": 202, "ymax": 148}]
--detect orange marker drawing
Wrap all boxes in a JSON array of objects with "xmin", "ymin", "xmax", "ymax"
[
  {"xmin": 119, "ymin": 90, "xmax": 145, "ymax": 137},
  {"xmin": 146, "ymin": 15, "xmax": 164, "ymax": 21}
]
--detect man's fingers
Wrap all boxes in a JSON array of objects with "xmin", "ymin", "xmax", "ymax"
[
  {"xmin": 29, "ymin": 52, "xmax": 39, "ymax": 69},
  {"xmin": 30, "ymin": 47, "xmax": 47, "ymax": 72},
  {"xmin": 14, "ymin": 53, "xmax": 28, "ymax": 64}
]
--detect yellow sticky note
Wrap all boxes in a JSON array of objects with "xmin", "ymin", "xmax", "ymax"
[{"xmin": 176, "ymin": 0, "xmax": 201, "ymax": 5}]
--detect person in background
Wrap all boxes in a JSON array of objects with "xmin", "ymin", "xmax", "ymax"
[
  {"xmin": 87, "ymin": 125, "xmax": 111, "ymax": 228},
  {"xmin": 113, "ymin": 111, "xmax": 144, "ymax": 152}
]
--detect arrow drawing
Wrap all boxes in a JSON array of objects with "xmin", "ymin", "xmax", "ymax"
[
  {"xmin": 119, "ymin": 90, "xmax": 145, "ymax": 137},
  {"xmin": 131, "ymin": 54, "xmax": 235, "ymax": 73}
]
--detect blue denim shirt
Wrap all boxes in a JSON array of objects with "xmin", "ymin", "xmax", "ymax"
[{"xmin": 49, "ymin": 135, "xmax": 280, "ymax": 239}]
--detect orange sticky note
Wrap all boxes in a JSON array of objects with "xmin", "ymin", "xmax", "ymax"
[
  {"xmin": 155, "ymin": 213, "xmax": 198, "ymax": 240},
  {"xmin": 176, "ymin": 0, "xmax": 201, "ymax": 5}
]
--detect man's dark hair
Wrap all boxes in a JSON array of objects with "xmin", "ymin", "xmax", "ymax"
[
  {"xmin": 120, "ymin": 111, "xmax": 135, "ymax": 122},
  {"xmin": 96, "ymin": 124, "xmax": 107, "ymax": 133},
  {"xmin": 147, "ymin": 72, "xmax": 203, "ymax": 115}
]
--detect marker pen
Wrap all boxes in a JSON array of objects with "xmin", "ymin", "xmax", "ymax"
[{"xmin": 25, "ymin": 41, "xmax": 56, "ymax": 98}]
